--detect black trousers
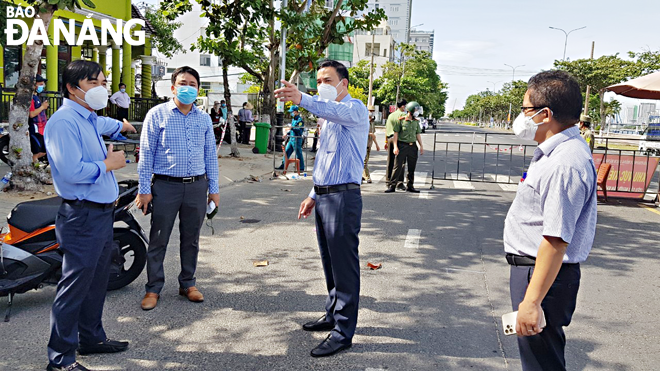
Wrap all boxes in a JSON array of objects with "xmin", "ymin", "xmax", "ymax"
[
  {"xmin": 48, "ymin": 203, "xmax": 114, "ymax": 367},
  {"xmin": 117, "ymin": 107, "xmax": 129, "ymax": 122},
  {"xmin": 145, "ymin": 177, "xmax": 208, "ymax": 294},
  {"xmin": 386, "ymin": 137, "xmax": 404, "ymax": 185},
  {"xmin": 315, "ymin": 188, "xmax": 362, "ymax": 344},
  {"xmin": 510, "ymin": 263, "xmax": 581, "ymax": 371},
  {"xmin": 389, "ymin": 141, "xmax": 418, "ymax": 188},
  {"xmin": 238, "ymin": 121, "xmax": 251, "ymax": 144}
]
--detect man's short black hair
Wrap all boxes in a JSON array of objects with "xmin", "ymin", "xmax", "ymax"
[
  {"xmin": 318, "ymin": 60, "xmax": 349, "ymax": 83},
  {"xmin": 242, "ymin": 102, "xmax": 248, "ymax": 107},
  {"xmin": 61, "ymin": 60, "xmax": 102, "ymax": 99},
  {"xmin": 397, "ymin": 99, "xmax": 408, "ymax": 108},
  {"xmin": 221, "ymin": 100, "xmax": 226, "ymax": 103},
  {"xmin": 582, "ymin": 121, "xmax": 591, "ymax": 128},
  {"xmin": 527, "ymin": 70, "xmax": 582, "ymax": 126},
  {"xmin": 171, "ymin": 66, "xmax": 201, "ymax": 86},
  {"xmin": 119, "ymin": 83, "xmax": 126, "ymax": 88}
]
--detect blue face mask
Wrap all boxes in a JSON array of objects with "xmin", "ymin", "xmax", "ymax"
[
  {"xmin": 120, "ymin": 88, "xmax": 126, "ymax": 93},
  {"xmin": 221, "ymin": 104, "xmax": 226, "ymax": 107},
  {"xmin": 175, "ymin": 85, "xmax": 198, "ymax": 105},
  {"xmin": 36, "ymin": 85, "xmax": 44, "ymax": 93}
]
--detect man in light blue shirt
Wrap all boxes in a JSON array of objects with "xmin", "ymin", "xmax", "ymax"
[
  {"xmin": 136, "ymin": 66, "xmax": 219, "ymax": 311},
  {"xmin": 275, "ymin": 60, "xmax": 368, "ymax": 358},
  {"xmin": 44, "ymin": 60, "xmax": 136, "ymax": 371},
  {"xmin": 503, "ymin": 70, "xmax": 597, "ymax": 370}
]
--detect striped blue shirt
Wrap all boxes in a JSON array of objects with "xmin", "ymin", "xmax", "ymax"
[
  {"xmin": 503, "ymin": 126, "xmax": 597, "ymax": 263},
  {"xmin": 44, "ymin": 98, "xmax": 122, "ymax": 203},
  {"xmin": 299, "ymin": 93, "xmax": 369, "ymax": 199},
  {"xmin": 138, "ymin": 100, "xmax": 219, "ymax": 195}
]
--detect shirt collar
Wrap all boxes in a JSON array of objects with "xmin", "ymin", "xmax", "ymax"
[
  {"xmin": 537, "ymin": 125, "xmax": 581, "ymax": 156},
  {"xmin": 167, "ymin": 99, "xmax": 198, "ymax": 115},
  {"xmin": 62, "ymin": 98, "xmax": 93, "ymax": 120},
  {"xmin": 340, "ymin": 94, "xmax": 352, "ymax": 103}
]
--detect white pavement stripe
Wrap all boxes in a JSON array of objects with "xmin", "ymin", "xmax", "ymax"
[
  {"xmin": 498, "ymin": 184, "xmax": 518, "ymax": 192},
  {"xmin": 371, "ymin": 170, "xmax": 386, "ymax": 184},
  {"xmin": 453, "ymin": 181, "xmax": 475, "ymax": 190},
  {"xmin": 446, "ymin": 173, "xmax": 470, "ymax": 181},
  {"xmin": 404, "ymin": 229, "xmax": 421, "ymax": 249},
  {"xmin": 414, "ymin": 171, "xmax": 428, "ymax": 187},
  {"xmin": 489, "ymin": 174, "xmax": 517, "ymax": 183},
  {"xmin": 419, "ymin": 191, "xmax": 430, "ymax": 199}
]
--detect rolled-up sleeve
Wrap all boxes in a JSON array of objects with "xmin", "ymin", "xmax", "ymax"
[
  {"xmin": 98, "ymin": 117, "xmax": 122, "ymax": 139},
  {"xmin": 204, "ymin": 116, "xmax": 219, "ymax": 194},
  {"xmin": 138, "ymin": 110, "xmax": 158, "ymax": 194},
  {"xmin": 540, "ymin": 166, "xmax": 588, "ymax": 244},
  {"xmin": 45, "ymin": 119, "xmax": 105, "ymax": 184},
  {"xmin": 300, "ymin": 94, "xmax": 364, "ymax": 128}
]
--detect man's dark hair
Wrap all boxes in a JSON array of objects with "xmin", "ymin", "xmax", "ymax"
[
  {"xmin": 61, "ymin": 60, "xmax": 102, "ymax": 99},
  {"xmin": 397, "ymin": 99, "xmax": 408, "ymax": 108},
  {"xmin": 318, "ymin": 60, "xmax": 350, "ymax": 83},
  {"xmin": 243, "ymin": 102, "xmax": 248, "ymax": 107},
  {"xmin": 221, "ymin": 100, "xmax": 226, "ymax": 103},
  {"xmin": 527, "ymin": 70, "xmax": 582, "ymax": 126},
  {"xmin": 119, "ymin": 83, "xmax": 126, "ymax": 88},
  {"xmin": 171, "ymin": 66, "xmax": 201, "ymax": 86},
  {"xmin": 582, "ymin": 121, "xmax": 591, "ymax": 128}
]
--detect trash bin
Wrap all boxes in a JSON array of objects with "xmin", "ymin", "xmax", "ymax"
[{"xmin": 254, "ymin": 122, "xmax": 272, "ymax": 154}]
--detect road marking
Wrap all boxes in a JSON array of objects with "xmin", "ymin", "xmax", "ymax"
[
  {"xmin": 639, "ymin": 203, "xmax": 660, "ymax": 216},
  {"xmin": 371, "ymin": 170, "xmax": 386, "ymax": 184},
  {"xmin": 489, "ymin": 174, "xmax": 517, "ymax": 183},
  {"xmin": 414, "ymin": 171, "xmax": 428, "ymax": 187},
  {"xmin": 453, "ymin": 181, "xmax": 475, "ymax": 190},
  {"xmin": 446, "ymin": 173, "xmax": 470, "ymax": 181},
  {"xmin": 419, "ymin": 191, "xmax": 430, "ymax": 199},
  {"xmin": 404, "ymin": 229, "xmax": 421, "ymax": 249},
  {"xmin": 498, "ymin": 184, "xmax": 518, "ymax": 192}
]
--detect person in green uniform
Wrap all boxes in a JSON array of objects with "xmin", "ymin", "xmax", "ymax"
[
  {"xmin": 385, "ymin": 101, "xmax": 425, "ymax": 193},
  {"xmin": 386, "ymin": 100, "xmax": 407, "ymax": 190},
  {"xmin": 363, "ymin": 105, "xmax": 381, "ymax": 183},
  {"xmin": 579, "ymin": 114, "xmax": 594, "ymax": 153}
]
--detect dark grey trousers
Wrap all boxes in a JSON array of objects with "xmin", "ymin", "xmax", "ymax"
[{"xmin": 145, "ymin": 177, "xmax": 208, "ymax": 294}]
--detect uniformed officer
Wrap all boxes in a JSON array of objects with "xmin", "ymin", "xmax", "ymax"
[
  {"xmin": 385, "ymin": 100, "xmax": 407, "ymax": 189},
  {"xmin": 579, "ymin": 114, "xmax": 594, "ymax": 153},
  {"xmin": 385, "ymin": 101, "xmax": 424, "ymax": 193},
  {"xmin": 363, "ymin": 105, "xmax": 381, "ymax": 183}
]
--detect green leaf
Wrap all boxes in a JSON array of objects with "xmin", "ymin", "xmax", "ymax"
[
  {"xmin": 48, "ymin": 0, "xmax": 59, "ymax": 4},
  {"xmin": 81, "ymin": 0, "xmax": 96, "ymax": 8}
]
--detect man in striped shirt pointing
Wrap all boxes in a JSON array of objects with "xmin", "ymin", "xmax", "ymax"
[
  {"xmin": 504, "ymin": 70, "xmax": 597, "ymax": 370},
  {"xmin": 275, "ymin": 60, "xmax": 369, "ymax": 358}
]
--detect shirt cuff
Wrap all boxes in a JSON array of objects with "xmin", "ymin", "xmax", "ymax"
[
  {"xmin": 108, "ymin": 120, "xmax": 122, "ymax": 140},
  {"xmin": 300, "ymin": 93, "xmax": 313, "ymax": 109},
  {"xmin": 138, "ymin": 182, "xmax": 152, "ymax": 195},
  {"xmin": 208, "ymin": 181, "xmax": 219, "ymax": 195},
  {"xmin": 308, "ymin": 187, "xmax": 316, "ymax": 200},
  {"xmin": 94, "ymin": 161, "xmax": 107, "ymax": 182}
]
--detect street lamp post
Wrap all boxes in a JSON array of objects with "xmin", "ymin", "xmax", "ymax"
[
  {"xmin": 504, "ymin": 64, "xmax": 524, "ymax": 81},
  {"xmin": 487, "ymin": 80, "xmax": 501, "ymax": 92},
  {"xmin": 549, "ymin": 26, "xmax": 586, "ymax": 61}
]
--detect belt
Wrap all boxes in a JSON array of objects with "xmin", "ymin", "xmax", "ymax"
[
  {"xmin": 506, "ymin": 253, "xmax": 578, "ymax": 266},
  {"xmin": 314, "ymin": 183, "xmax": 360, "ymax": 195},
  {"xmin": 62, "ymin": 198, "xmax": 115, "ymax": 210},
  {"xmin": 154, "ymin": 174, "xmax": 207, "ymax": 184},
  {"xmin": 387, "ymin": 134, "xmax": 394, "ymax": 139},
  {"xmin": 397, "ymin": 141, "xmax": 416, "ymax": 145}
]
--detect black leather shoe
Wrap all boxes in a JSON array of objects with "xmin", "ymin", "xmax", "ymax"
[
  {"xmin": 302, "ymin": 315, "xmax": 334, "ymax": 332},
  {"xmin": 384, "ymin": 187, "xmax": 396, "ymax": 193},
  {"xmin": 78, "ymin": 339, "xmax": 129, "ymax": 355},
  {"xmin": 275, "ymin": 165, "xmax": 284, "ymax": 170},
  {"xmin": 406, "ymin": 187, "xmax": 420, "ymax": 193},
  {"xmin": 46, "ymin": 362, "xmax": 91, "ymax": 371},
  {"xmin": 396, "ymin": 183, "xmax": 406, "ymax": 191},
  {"xmin": 310, "ymin": 334, "xmax": 352, "ymax": 357}
]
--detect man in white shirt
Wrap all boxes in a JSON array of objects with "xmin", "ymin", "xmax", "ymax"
[{"xmin": 109, "ymin": 83, "xmax": 130, "ymax": 122}]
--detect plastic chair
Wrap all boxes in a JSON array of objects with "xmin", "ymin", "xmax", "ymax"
[
  {"xmin": 282, "ymin": 144, "xmax": 300, "ymax": 175},
  {"xmin": 597, "ymin": 163, "xmax": 611, "ymax": 202}
]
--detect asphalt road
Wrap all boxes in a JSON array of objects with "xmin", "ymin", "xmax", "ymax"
[{"xmin": 1, "ymin": 122, "xmax": 659, "ymax": 370}]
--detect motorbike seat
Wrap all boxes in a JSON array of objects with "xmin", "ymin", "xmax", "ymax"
[{"xmin": 8, "ymin": 196, "xmax": 62, "ymax": 234}]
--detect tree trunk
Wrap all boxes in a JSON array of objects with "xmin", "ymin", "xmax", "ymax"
[
  {"xmin": 8, "ymin": 8, "xmax": 55, "ymax": 191},
  {"xmin": 266, "ymin": 1, "xmax": 278, "ymax": 150},
  {"xmin": 599, "ymin": 89, "xmax": 605, "ymax": 130},
  {"xmin": 223, "ymin": 62, "xmax": 239, "ymax": 157}
]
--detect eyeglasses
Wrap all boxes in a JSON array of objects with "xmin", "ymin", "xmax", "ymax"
[{"xmin": 520, "ymin": 106, "xmax": 545, "ymax": 111}]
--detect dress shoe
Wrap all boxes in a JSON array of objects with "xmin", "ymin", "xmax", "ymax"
[
  {"xmin": 179, "ymin": 286, "xmax": 204, "ymax": 302},
  {"xmin": 310, "ymin": 334, "xmax": 352, "ymax": 357},
  {"xmin": 47, "ymin": 362, "xmax": 92, "ymax": 371},
  {"xmin": 366, "ymin": 178, "xmax": 372, "ymax": 183},
  {"xmin": 141, "ymin": 292, "xmax": 159, "ymax": 310},
  {"xmin": 78, "ymin": 339, "xmax": 129, "ymax": 355},
  {"xmin": 406, "ymin": 187, "xmax": 420, "ymax": 193},
  {"xmin": 302, "ymin": 315, "xmax": 335, "ymax": 332},
  {"xmin": 396, "ymin": 183, "xmax": 406, "ymax": 191},
  {"xmin": 384, "ymin": 187, "xmax": 396, "ymax": 193}
]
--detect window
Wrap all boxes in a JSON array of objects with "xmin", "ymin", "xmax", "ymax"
[
  {"xmin": 375, "ymin": 4, "xmax": 379, "ymax": 9},
  {"xmin": 167, "ymin": 68, "xmax": 176, "ymax": 73},
  {"xmin": 391, "ymin": 6, "xmax": 399, "ymax": 12},
  {"xmin": 3, "ymin": 47, "xmax": 22, "ymax": 89},
  {"xmin": 200, "ymin": 54, "xmax": 211, "ymax": 67},
  {"xmin": 200, "ymin": 82, "xmax": 211, "ymax": 91},
  {"xmin": 383, "ymin": 49, "xmax": 387, "ymax": 58},
  {"xmin": 390, "ymin": 19, "xmax": 398, "ymax": 26},
  {"xmin": 365, "ymin": 43, "xmax": 380, "ymax": 57}
]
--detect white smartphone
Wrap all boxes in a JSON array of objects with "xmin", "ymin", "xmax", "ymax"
[{"xmin": 502, "ymin": 310, "xmax": 546, "ymax": 336}]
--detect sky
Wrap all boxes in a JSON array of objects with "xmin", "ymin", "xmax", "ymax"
[{"xmin": 408, "ymin": 0, "xmax": 660, "ymax": 113}]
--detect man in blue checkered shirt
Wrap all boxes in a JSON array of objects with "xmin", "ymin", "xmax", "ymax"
[{"xmin": 135, "ymin": 66, "xmax": 219, "ymax": 311}]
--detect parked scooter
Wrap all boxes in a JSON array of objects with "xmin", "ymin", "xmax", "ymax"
[
  {"xmin": 0, "ymin": 180, "xmax": 148, "ymax": 321},
  {"xmin": 0, "ymin": 133, "xmax": 48, "ymax": 166}
]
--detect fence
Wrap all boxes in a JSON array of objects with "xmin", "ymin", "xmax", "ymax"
[{"xmin": 430, "ymin": 131, "xmax": 660, "ymax": 199}]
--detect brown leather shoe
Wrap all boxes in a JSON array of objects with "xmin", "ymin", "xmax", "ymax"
[
  {"xmin": 141, "ymin": 292, "xmax": 159, "ymax": 310},
  {"xmin": 179, "ymin": 286, "xmax": 204, "ymax": 302}
]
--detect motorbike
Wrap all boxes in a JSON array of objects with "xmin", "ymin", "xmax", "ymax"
[
  {"xmin": 0, "ymin": 133, "xmax": 49, "ymax": 166},
  {"xmin": 0, "ymin": 180, "xmax": 149, "ymax": 321}
]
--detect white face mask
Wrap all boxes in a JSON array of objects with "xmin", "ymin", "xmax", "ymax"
[
  {"xmin": 318, "ymin": 80, "xmax": 344, "ymax": 101},
  {"xmin": 413, "ymin": 111, "xmax": 420, "ymax": 118},
  {"xmin": 512, "ymin": 109, "xmax": 547, "ymax": 141},
  {"xmin": 76, "ymin": 86, "xmax": 109, "ymax": 110}
]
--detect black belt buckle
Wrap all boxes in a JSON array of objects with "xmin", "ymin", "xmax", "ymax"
[
  {"xmin": 183, "ymin": 177, "xmax": 194, "ymax": 184},
  {"xmin": 506, "ymin": 253, "xmax": 536, "ymax": 266}
]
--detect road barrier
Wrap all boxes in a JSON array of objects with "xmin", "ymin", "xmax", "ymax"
[{"xmin": 270, "ymin": 126, "xmax": 316, "ymax": 177}]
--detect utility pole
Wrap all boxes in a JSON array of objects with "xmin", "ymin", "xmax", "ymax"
[
  {"xmin": 584, "ymin": 41, "xmax": 595, "ymax": 117},
  {"xmin": 549, "ymin": 26, "xmax": 586, "ymax": 61},
  {"xmin": 274, "ymin": 0, "xmax": 288, "ymax": 152},
  {"xmin": 367, "ymin": 31, "xmax": 375, "ymax": 107}
]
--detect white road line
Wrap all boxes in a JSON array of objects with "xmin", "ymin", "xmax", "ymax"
[
  {"xmin": 413, "ymin": 171, "xmax": 428, "ymax": 187},
  {"xmin": 404, "ymin": 229, "xmax": 421, "ymax": 249},
  {"xmin": 498, "ymin": 184, "xmax": 518, "ymax": 192},
  {"xmin": 453, "ymin": 181, "xmax": 475, "ymax": 190},
  {"xmin": 419, "ymin": 191, "xmax": 430, "ymax": 199},
  {"xmin": 371, "ymin": 170, "xmax": 386, "ymax": 184},
  {"xmin": 446, "ymin": 173, "xmax": 470, "ymax": 181},
  {"xmin": 489, "ymin": 174, "xmax": 517, "ymax": 183}
]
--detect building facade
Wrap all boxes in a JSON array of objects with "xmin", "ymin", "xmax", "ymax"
[
  {"xmin": 409, "ymin": 29, "xmax": 434, "ymax": 57},
  {"xmin": 353, "ymin": 21, "xmax": 396, "ymax": 79},
  {"xmin": 365, "ymin": 0, "xmax": 413, "ymax": 44}
]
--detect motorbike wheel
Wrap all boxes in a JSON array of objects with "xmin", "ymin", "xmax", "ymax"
[
  {"xmin": 107, "ymin": 229, "xmax": 147, "ymax": 291},
  {"xmin": 0, "ymin": 135, "xmax": 12, "ymax": 166}
]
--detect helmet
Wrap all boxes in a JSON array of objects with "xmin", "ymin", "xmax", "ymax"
[
  {"xmin": 406, "ymin": 101, "xmax": 421, "ymax": 113},
  {"xmin": 288, "ymin": 105, "xmax": 299, "ymax": 113},
  {"xmin": 580, "ymin": 114, "xmax": 591, "ymax": 123}
]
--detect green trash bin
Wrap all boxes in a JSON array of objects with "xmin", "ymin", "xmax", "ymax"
[{"xmin": 254, "ymin": 122, "xmax": 272, "ymax": 154}]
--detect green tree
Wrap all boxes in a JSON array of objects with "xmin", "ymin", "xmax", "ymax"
[
  {"xmin": 139, "ymin": 2, "xmax": 184, "ymax": 58},
  {"xmin": 7, "ymin": 0, "xmax": 95, "ymax": 191}
]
